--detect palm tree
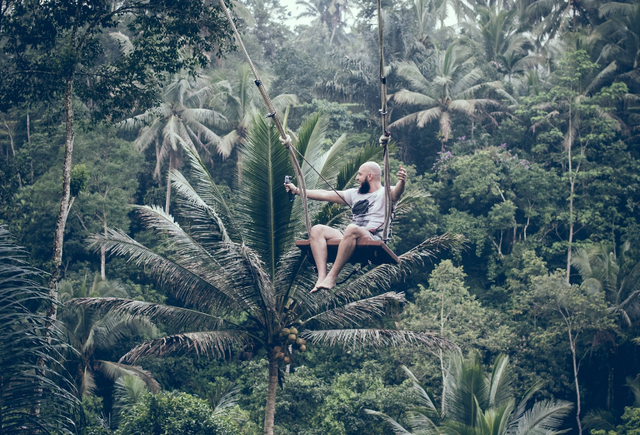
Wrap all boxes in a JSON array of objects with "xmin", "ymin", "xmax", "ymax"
[
  {"xmin": 119, "ymin": 75, "xmax": 229, "ymax": 213},
  {"xmin": 367, "ymin": 352, "xmax": 573, "ymax": 435},
  {"xmin": 72, "ymin": 113, "xmax": 460, "ymax": 435},
  {"xmin": 518, "ymin": 0, "xmax": 601, "ymax": 45},
  {"xmin": 572, "ymin": 242, "xmax": 640, "ymax": 327},
  {"xmin": 391, "ymin": 42, "xmax": 501, "ymax": 146},
  {"xmin": 58, "ymin": 276, "xmax": 160, "ymax": 398},
  {"xmin": 206, "ymin": 64, "xmax": 297, "ymax": 150},
  {"xmin": 0, "ymin": 226, "xmax": 77, "ymax": 434},
  {"xmin": 596, "ymin": 2, "xmax": 640, "ymax": 75},
  {"xmin": 462, "ymin": 4, "xmax": 540, "ymax": 82},
  {"xmin": 296, "ymin": 0, "xmax": 350, "ymax": 46}
]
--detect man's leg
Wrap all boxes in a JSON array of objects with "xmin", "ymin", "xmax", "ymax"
[
  {"xmin": 317, "ymin": 224, "xmax": 370, "ymax": 290},
  {"xmin": 309, "ymin": 224, "xmax": 343, "ymax": 291}
]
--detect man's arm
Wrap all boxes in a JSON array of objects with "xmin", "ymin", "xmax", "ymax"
[
  {"xmin": 284, "ymin": 184, "xmax": 349, "ymax": 205},
  {"xmin": 390, "ymin": 165, "xmax": 407, "ymax": 202}
]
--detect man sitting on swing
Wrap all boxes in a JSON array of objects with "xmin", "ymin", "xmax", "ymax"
[{"xmin": 284, "ymin": 135, "xmax": 407, "ymax": 292}]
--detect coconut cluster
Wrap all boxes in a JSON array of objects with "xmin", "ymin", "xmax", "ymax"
[{"xmin": 274, "ymin": 326, "xmax": 307, "ymax": 365}]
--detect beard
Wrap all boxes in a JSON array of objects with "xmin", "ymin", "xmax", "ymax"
[{"xmin": 358, "ymin": 179, "xmax": 371, "ymax": 194}]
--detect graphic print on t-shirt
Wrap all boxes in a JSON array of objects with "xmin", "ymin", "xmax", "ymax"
[{"xmin": 352, "ymin": 199, "xmax": 372, "ymax": 227}]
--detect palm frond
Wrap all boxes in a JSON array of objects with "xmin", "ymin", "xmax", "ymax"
[
  {"xmin": 394, "ymin": 89, "xmax": 438, "ymax": 107},
  {"xmin": 585, "ymin": 61, "xmax": 617, "ymax": 95},
  {"xmin": 451, "ymin": 68, "xmax": 485, "ymax": 98},
  {"xmin": 396, "ymin": 62, "xmax": 432, "ymax": 94},
  {"xmin": 179, "ymin": 145, "xmax": 243, "ymax": 242},
  {"xmin": 489, "ymin": 354, "xmax": 513, "ymax": 407},
  {"xmin": 120, "ymin": 331, "xmax": 248, "ymax": 363},
  {"xmin": 211, "ymin": 385, "xmax": 243, "ymax": 416},
  {"xmin": 571, "ymin": 248, "xmax": 593, "ymax": 280},
  {"xmin": 89, "ymin": 229, "xmax": 247, "ymax": 314},
  {"xmin": 508, "ymin": 399, "xmax": 573, "ymax": 435},
  {"xmin": 97, "ymin": 360, "xmax": 161, "ymax": 393},
  {"xmin": 599, "ymin": 2, "xmax": 636, "ymax": 18},
  {"xmin": 300, "ymin": 328, "xmax": 456, "ymax": 350},
  {"xmin": 305, "ymin": 292, "xmax": 407, "ymax": 328},
  {"xmin": 68, "ymin": 298, "xmax": 230, "ymax": 332},
  {"xmin": 109, "ymin": 32, "xmax": 134, "ymax": 55},
  {"xmin": 319, "ymin": 133, "xmax": 350, "ymax": 186},
  {"xmin": 365, "ymin": 410, "xmax": 414, "ymax": 435},
  {"xmin": 237, "ymin": 115, "xmax": 296, "ymax": 279},
  {"xmin": 0, "ymin": 226, "xmax": 78, "ymax": 433},
  {"xmin": 171, "ymin": 170, "xmax": 231, "ymax": 243},
  {"xmin": 402, "ymin": 365, "xmax": 437, "ymax": 410}
]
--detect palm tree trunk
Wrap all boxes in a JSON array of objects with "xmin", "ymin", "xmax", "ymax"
[{"xmin": 263, "ymin": 355, "xmax": 279, "ymax": 435}]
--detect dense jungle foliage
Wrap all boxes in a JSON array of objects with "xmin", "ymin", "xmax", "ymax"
[{"xmin": 2, "ymin": 0, "xmax": 640, "ymax": 433}]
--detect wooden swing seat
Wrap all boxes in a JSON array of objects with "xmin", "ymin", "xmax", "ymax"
[{"xmin": 295, "ymin": 238, "xmax": 400, "ymax": 265}]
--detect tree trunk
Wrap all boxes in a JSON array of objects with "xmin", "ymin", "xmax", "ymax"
[
  {"xmin": 567, "ymin": 176, "xmax": 575, "ymax": 284},
  {"xmin": 3, "ymin": 120, "xmax": 14, "ymax": 158},
  {"xmin": 570, "ymin": 334, "xmax": 582, "ymax": 435},
  {"xmin": 263, "ymin": 355, "xmax": 279, "ymax": 435},
  {"xmin": 439, "ymin": 285, "xmax": 447, "ymax": 414},
  {"xmin": 566, "ymin": 109, "xmax": 574, "ymax": 284},
  {"xmin": 26, "ymin": 112, "xmax": 31, "ymax": 144},
  {"xmin": 564, "ymin": 313, "xmax": 582, "ymax": 435},
  {"xmin": 49, "ymin": 78, "xmax": 75, "ymax": 312},
  {"xmin": 101, "ymin": 217, "xmax": 107, "ymax": 280},
  {"xmin": 165, "ymin": 151, "xmax": 173, "ymax": 214}
]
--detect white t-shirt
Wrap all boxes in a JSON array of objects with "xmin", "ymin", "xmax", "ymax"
[{"xmin": 343, "ymin": 186, "xmax": 395, "ymax": 231}]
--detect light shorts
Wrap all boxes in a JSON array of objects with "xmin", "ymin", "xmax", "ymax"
[{"xmin": 341, "ymin": 227, "xmax": 383, "ymax": 241}]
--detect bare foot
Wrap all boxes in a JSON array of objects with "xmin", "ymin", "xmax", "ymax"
[
  {"xmin": 316, "ymin": 276, "xmax": 336, "ymax": 290},
  {"xmin": 310, "ymin": 277, "xmax": 325, "ymax": 294}
]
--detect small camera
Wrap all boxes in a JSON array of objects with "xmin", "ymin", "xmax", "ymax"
[{"xmin": 284, "ymin": 176, "xmax": 295, "ymax": 202}]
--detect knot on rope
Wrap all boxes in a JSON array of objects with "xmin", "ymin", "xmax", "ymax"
[
  {"xmin": 379, "ymin": 134, "xmax": 390, "ymax": 146},
  {"xmin": 279, "ymin": 134, "xmax": 293, "ymax": 148}
]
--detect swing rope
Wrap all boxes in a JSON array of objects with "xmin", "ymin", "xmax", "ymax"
[
  {"xmin": 377, "ymin": 0, "xmax": 393, "ymax": 242},
  {"xmin": 218, "ymin": 0, "xmax": 312, "ymax": 235}
]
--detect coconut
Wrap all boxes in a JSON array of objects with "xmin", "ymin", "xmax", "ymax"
[
  {"xmin": 299, "ymin": 345, "xmax": 307, "ymax": 352},
  {"xmin": 287, "ymin": 334, "xmax": 297, "ymax": 342},
  {"xmin": 289, "ymin": 327, "xmax": 299, "ymax": 335},
  {"xmin": 280, "ymin": 328, "xmax": 290, "ymax": 336},
  {"xmin": 295, "ymin": 338, "xmax": 305, "ymax": 345},
  {"xmin": 275, "ymin": 352, "xmax": 285, "ymax": 360},
  {"xmin": 283, "ymin": 356, "xmax": 291, "ymax": 364}
]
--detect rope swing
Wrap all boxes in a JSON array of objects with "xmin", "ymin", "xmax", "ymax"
[{"xmin": 218, "ymin": 0, "xmax": 399, "ymax": 264}]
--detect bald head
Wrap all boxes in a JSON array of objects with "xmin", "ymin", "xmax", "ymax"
[{"xmin": 359, "ymin": 162, "xmax": 382, "ymax": 181}]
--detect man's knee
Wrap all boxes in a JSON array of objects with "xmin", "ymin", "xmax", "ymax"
[
  {"xmin": 344, "ymin": 224, "xmax": 366, "ymax": 238},
  {"xmin": 310, "ymin": 224, "xmax": 328, "ymax": 239}
]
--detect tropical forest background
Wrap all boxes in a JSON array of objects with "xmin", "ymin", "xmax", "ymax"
[{"xmin": 1, "ymin": 0, "xmax": 640, "ymax": 433}]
